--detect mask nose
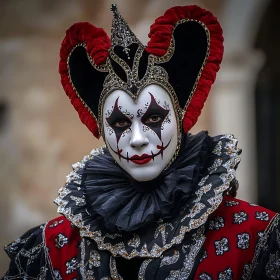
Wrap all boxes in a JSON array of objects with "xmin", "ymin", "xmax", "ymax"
[{"xmin": 130, "ymin": 122, "xmax": 149, "ymax": 148}]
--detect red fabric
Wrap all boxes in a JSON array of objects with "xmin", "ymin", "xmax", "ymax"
[
  {"xmin": 59, "ymin": 22, "xmax": 111, "ymax": 138},
  {"xmin": 146, "ymin": 5, "xmax": 224, "ymax": 133},
  {"xmin": 45, "ymin": 216, "xmax": 81, "ymax": 279},
  {"xmin": 195, "ymin": 195, "xmax": 276, "ymax": 279},
  {"xmin": 44, "ymin": 197, "xmax": 276, "ymax": 278}
]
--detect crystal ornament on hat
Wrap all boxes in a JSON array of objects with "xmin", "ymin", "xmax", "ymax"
[{"xmin": 110, "ymin": 4, "xmax": 142, "ymax": 59}]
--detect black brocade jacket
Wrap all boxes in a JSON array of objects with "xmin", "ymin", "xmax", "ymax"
[{"xmin": 2, "ymin": 132, "xmax": 280, "ymax": 279}]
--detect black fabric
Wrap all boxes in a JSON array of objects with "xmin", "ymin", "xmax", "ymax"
[
  {"xmin": 78, "ymin": 221, "xmax": 208, "ymax": 280},
  {"xmin": 158, "ymin": 21, "xmax": 208, "ymax": 109},
  {"xmin": 110, "ymin": 57, "xmax": 128, "ymax": 83},
  {"xmin": 138, "ymin": 50, "xmax": 149, "ymax": 80},
  {"xmin": 251, "ymin": 214, "xmax": 280, "ymax": 279},
  {"xmin": 2, "ymin": 224, "xmax": 54, "ymax": 280},
  {"xmin": 115, "ymin": 257, "xmax": 143, "ymax": 279},
  {"xmin": 69, "ymin": 46, "xmax": 108, "ymax": 118}
]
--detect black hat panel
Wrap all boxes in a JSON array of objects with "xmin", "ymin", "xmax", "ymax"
[
  {"xmin": 69, "ymin": 46, "xmax": 108, "ymax": 118},
  {"xmin": 138, "ymin": 50, "xmax": 149, "ymax": 80},
  {"xmin": 158, "ymin": 21, "xmax": 208, "ymax": 109}
]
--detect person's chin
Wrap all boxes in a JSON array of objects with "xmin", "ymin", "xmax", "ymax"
[{"xmin": 127, "ymin": 165, "xmax": 163, "ymax": 182}]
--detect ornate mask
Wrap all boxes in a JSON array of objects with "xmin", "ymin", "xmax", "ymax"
[{"xmin": 103, "ymin": 84, "xmax": 178, "ymax": 180}]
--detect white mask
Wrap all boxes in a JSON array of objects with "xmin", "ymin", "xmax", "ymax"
[{"xmin": 102, "ymin": 84, "xmax": 178, "ymax": 181}]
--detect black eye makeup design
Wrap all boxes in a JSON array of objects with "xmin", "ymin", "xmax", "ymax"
[
  {"xmin": 141, "ymin": 93, "xmax": 170, "ymax": 140},
  {"xmin": 145, "ymin": 115, "xmax": 163, "ymax": 124},
  {"xmin": 106, "ymin": 93, "xmax": 170, "ymax": 144},
  {"xmin": 106, "ymin": 97, "xmax": 132, "ymax": 143}
]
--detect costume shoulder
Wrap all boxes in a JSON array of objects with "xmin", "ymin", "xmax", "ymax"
[
  {"xmin": 195, "ymin": 195, "xmax": 280, "ymax": 279},
  {"xmin": 213, "ymin": 195, "xmax": 276, "ymax": 235},
  {"xmin": 2, "ymin": 216, "xmax": 81, "ymax": 280}
]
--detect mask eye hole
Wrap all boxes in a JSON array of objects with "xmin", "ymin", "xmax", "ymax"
[
  {"xmin": 113, "ymin": 119, "xmax": 131, "ymax": 128},
  {"xmin": 105, "ymin": 97, "xmax": 133, "ymax": 143},
  {"xmin": 143, "ymin": 114, "xmax": 163, "ymax": 124},
  {"xmin": 140, "ymin": 93, "xmax": 170, "ymax": 140}
]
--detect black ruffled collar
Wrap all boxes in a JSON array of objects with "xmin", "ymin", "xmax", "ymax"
[
  {"xmin": 83, "ymin": 132, "xmax": 209, "ymax": 232},
  {"xmin": 55, "ymin": 132, "xmax": 241, "ymax": 259}
]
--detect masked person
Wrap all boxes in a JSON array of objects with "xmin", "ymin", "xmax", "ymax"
[{"xmin": 3, "ymin": 5, "xmax": 280, "ymax": 280}]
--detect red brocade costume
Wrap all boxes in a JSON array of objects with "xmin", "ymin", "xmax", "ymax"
[
  {"xmin": 45, "ymin": 196, "xmax": 279, "ymax": 279},
  {"xmin": 4, "ymin": 195, "xmax": 280, "ymax": 279},
  {"xmin": 3, "ymin": 4, "xmax": 280, "ymax": 280}
]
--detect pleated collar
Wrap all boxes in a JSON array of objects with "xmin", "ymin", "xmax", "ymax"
[{"xmin": 55, "ymin": 132, "xmax": 241, "ymax": 259}]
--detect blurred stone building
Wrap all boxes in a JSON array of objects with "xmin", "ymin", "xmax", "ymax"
[{"xmin": 0, "ymin": 0, "xmax": 279, "ymax": 273}]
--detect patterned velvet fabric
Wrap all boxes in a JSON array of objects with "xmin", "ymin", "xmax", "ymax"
[{"xmin": 3, "ymin": 197, "xmax": 280, "ymax": 279}]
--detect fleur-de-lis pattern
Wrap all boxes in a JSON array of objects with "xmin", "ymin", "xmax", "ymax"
[
  {"xmin": 237, "ymin": 233, "xmax": 250, "ymax": 250},
  {"xmin": 194, "ymin": 198, "xmax": 279, "ymax": 280},
  {"xmin": 66, "ymin": 257, "xmax": 78, "ymax": 275},
  {"xmin": 55, "ymin": 233, "xmax": 69, "ymax": 249},
  {"xmin": 199, "ymin": 273, "xmax": 213, "ymax": 280},
  {"xmin": 225, "ymin": 200, "xmax": 239, "ymax": 207},
  {"xmin": 208, "ymin": 216, "xmax": 225, "ymax": 231},
  {"xmin": 255, "ymin": 211, "xmax": 269, "ymax": 221},
  {"xmin": 214, "ymin": 238, "xmax": 230, "ymax": 255},
  {"xmin": 233, "ymin": 211, "xmax": 248, "ymax": 224},
  {"xmin": 218, "ymin": 267, "xmax": 233, "ymax": 280}
]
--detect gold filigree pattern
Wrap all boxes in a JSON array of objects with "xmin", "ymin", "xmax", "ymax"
[
  {"xmin": 165, "ymin": 225, "xmax": 206, "ymax": 279},
  {"xmin": 79, "ymin": 238, "xmax": 96, "ymax": 280}
]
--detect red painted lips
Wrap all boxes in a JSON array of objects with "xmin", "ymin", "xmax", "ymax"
[
  {"xmin": 129, "ymin": 154, "xmax": 152, "ymax": 165},
  {"xmin": 107, "ymin": 137, "xmax": 172, "ymax": 163}
]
